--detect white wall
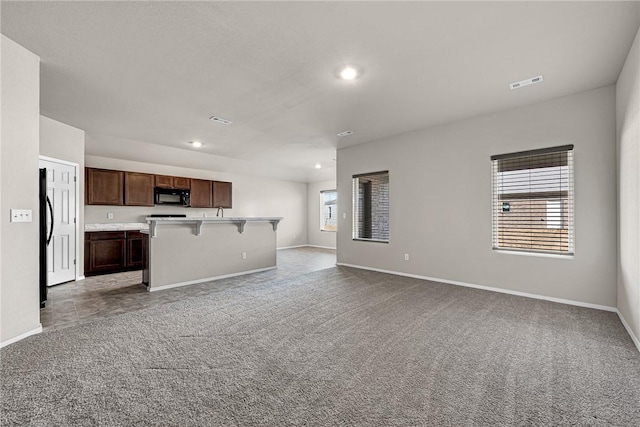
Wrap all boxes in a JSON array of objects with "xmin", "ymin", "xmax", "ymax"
[
  {"xmin": 84, "ymin": 154, "xmax": 308, "ymax": 249},
  {"xmin": 40, "ymin": 116, "xmax": 86, "ymax": 277},
  {"xmin": 617, "ymin": 26, "xmax": 640, "ymax": 347},
  {"xmin": 1, "ymin": 36, "xmax": 41, "ymax": 345},
  {"xmin": 337, "ymin": 86, "xmax": 617, "ymax": 308},
  {"xmin": 307, "ymin": 180, "xmax": 337, "ymax": 249}
]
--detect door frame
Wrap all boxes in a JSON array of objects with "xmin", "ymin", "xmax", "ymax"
[{"xmin": 39, "ymin": 155, "xmax": 81, "ymax": 281}]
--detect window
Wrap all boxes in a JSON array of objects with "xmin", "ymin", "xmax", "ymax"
[
  {"xmin": 491, "ymin": 145, "xmax": 574, "ymax": 255},
  {"xmin": 352, "ymin": 171, "xmax": 389, "ymax": 242},
  {"xmin": 320, "ymin": 190, "xmax": 337, "ymax": 231}
]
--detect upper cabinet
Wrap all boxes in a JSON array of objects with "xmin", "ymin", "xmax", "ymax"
[
  {"xmin": 86, "ymin": 168, "xmax": 124, "ymax": 205},
  {"xmin": 190, "ymin": 179, "xmax": 212, "ymax": 208},
  {"xmin": 155, "ymin": 175, "xmax": 191, "ymax": 189},
  {"xmin": 85, "ymin": 167, "xmax": 231, "ymax": 209},
  {"xmin": 124, "ymin": 172, "xmax": 154, "ymax": 206},
  {"xmin": 213, "ymin": 181, "xmax": 232, "ymax": 208},
  {"xmin": 174, "ymin": 177, "xmax": 191, "ymax": 189}
]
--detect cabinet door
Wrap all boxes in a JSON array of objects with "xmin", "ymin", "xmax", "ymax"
[
  {"xmin": 125, "ymin": 172, "xmax": 154, "ymax": 206},
  {"xmin": 88, "ymin": 239, "xmax": 126, "ymax": 273},
  {"xmin": 126, "ymin": 232, "xmax": 144, "ymax": 268},
  {"xmin": 190, "ymin": 179, "xmax": 212, "ymax": 208},
  {"xmin": 155, "ymin": 175, "xmax": 174, "ymax": 188},
  {"xmin": 86, "ymin": 168, "xmax": 124, "ymax": 205},
  {"xmin": 173, "ymin": 177, "xmax": 191, "ymax": 189},
  {"xmin": 213, "ymin": 181, "xmax": 232, "ymax": 208}
]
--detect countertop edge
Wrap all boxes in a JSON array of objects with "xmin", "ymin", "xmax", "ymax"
[{"xmin": 145, "ymin": 217, "xmax": 283, "ymax": 222}]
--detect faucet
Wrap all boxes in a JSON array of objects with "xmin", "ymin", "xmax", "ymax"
[{"xmin": 216, "ymin": 207, "xmax": 224, "ymax": 218}]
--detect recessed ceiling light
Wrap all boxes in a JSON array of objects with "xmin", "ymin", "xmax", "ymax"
[
  {"xmin": 190, "ymin": 141, "xmax": 202, "ymax": 148},
  {"xmin": 337, "ymin": 130, "xmax": 354, "ymax": 137},
  {"xmin": 509, "ymin": 75, "xmax": 543, "ymax": 90},
  {"xmin": 315, "ymin": 164, "xmax": 322, "ymax": 169},
  {"xmin": 337, "ymin": 65, "xmax": 361, "ymax": 81},
  {"xmin": 210, "ymin": 116, "xmax": 232, "ymax": 125}
]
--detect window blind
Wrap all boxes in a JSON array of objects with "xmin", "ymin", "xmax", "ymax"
[
  {"xmin": 491, "ymin": 145, "xmax": 574, "ymax": 255},
  {"xmin": 352, "ymin": 171, "xmax": 389, "ymax": 242}
]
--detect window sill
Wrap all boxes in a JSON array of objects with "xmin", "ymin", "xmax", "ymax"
[
  {"xmin": 320, "ymin": 229, "xmax": 337, "ymax": 233},
  {"xmin": 493, "ymin": 249, "xmax": 574, "ymax": 259},
  {"xmin": 353, "ymin": 238, "xmax": 389, "ymax": 244}
]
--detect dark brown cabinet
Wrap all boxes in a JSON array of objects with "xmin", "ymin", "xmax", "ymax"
[
  {"xmin": 126, "ymin": 231, "xmax": 145, "ymax": 268},
  {"xmin": 85, "ymin": 232, "xmax": 126, "ymax": 275},
  {"xmin": 190, "ymin": 179, "xmax": 213, "ymax": 208},
  {"xmin": 124, "ymin": 172, "xmax": 154, "ymax": 206},
  {"xmin": 155, "ymin": 175, "xmax": 190, "ymax": 189},
  {"xmin": 174, "ymin": 177, "xmax": 191, "ymax": 189},
  {"xmin": 213, "ymin": 181, "xmax": 232, "ymax": 208},
  {"xmin": 85, "ymin": 167, "xmax": 231, "ymax": 209},
  {"xmin": 86, "ymin": 168, "xmax": 124, "ymax": 205},
  {"xmin": 85, "ymin": 231, "xmax": 147, "ymax": 276}
]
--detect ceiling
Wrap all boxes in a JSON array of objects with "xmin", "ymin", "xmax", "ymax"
[{"xmin": 2, "ymin": 1, "xmax": 639, "ymax": 183}]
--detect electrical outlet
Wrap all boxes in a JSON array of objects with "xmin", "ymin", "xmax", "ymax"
[
  {"xmin": 242, "ymin": 252, "xmax": 247, "ymax": 260},
  {"xmin": 107, "ymin": 212, "xmax": 114, "ymax": 219},
  {"xmin": 343, "ymin": 212, "xmax": 346, "ymax": 219},
  {"xmin": 404, "ymin": 253, "xmax": 410, "ymax": 261},
  {"xmin": 10, "ymin": 209, "xmax": 32, "ymax": 223}
]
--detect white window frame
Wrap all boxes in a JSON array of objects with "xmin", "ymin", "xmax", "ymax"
[
  {"xmin": 320, "ymin": 189, "xmax": 337, "ymax": 232},
  {"xmin": 352, "ymin": 171, "xmax": 390, "ymax": 243},
  {"xmin": 491, "ymin": 146, "xmax": 574, "ymax": 256}
]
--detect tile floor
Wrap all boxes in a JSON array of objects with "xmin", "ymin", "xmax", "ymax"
[{"xmin": 41, "ymin": 247, "xmax": 336, "ymax": 331}]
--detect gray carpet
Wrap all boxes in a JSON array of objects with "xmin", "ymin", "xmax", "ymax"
[{"xmin": 2, "ymin": 266, "xmax": 639, "ymax": 426}]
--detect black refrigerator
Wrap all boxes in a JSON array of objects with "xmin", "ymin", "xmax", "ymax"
[{"xmin": 39, "ymin": 168, "xmax": 53, "ymax": 308}]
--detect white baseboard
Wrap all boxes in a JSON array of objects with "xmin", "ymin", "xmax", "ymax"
[
  {"xmin": 76, "ymin": 275, "xmax": 86, "ymax": 281},
  {"xmin": 306, "ymin": 245, "xmax": 337, "ymax": 250},
  {"xmin": 336, "ymin": 263, "xmax": 617, "ymax": 312},
  {"xmin": 277, "ymin": 245, "xmax": 308, "ymax": 250},
  {"xmin": 0, "ymin": 324, "xmax": 43, "ymax": 348},
  {"xmin": 616, "ymin": 310, "xmax": 640, "ymax": 353},
  {"xmin": 148, "ymin": 266, "xmax": 277, "ymax": 292},
  {"xmin": 278, "ymin": 244, "xmax": 336, "ymax": 250}
]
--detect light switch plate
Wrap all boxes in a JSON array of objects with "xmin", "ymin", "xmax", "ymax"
[{"xmin": 10, "ymin": 209, "xmax": 33, "ymax": 223}]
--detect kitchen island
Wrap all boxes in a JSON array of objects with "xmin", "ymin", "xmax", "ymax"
[{"xmin": 143, "ymin": 217, "xmax": 282, "ymax": 292}]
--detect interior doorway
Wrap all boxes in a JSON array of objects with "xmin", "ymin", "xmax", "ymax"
[{"xmin": 39, "ymin": 156, "xmax": 79, "ymax": 286}]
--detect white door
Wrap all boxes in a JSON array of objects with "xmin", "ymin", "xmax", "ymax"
[{"xmin": 39, "ymin": 158, "xmax": 77, "ymax": 286}]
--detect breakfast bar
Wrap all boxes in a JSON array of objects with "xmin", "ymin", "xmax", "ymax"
[{"xmin": 143, "ymin": 217, "xmax": 282, "ymax": 292}]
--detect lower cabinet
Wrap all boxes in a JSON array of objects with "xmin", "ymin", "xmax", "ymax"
[
  {"xmin": 85, "ymin": 231, "xmax": 147, "ymax": 276},
  {"xmin": 126, "ymin": 231, "xmax": 145, "ymax": 268}
]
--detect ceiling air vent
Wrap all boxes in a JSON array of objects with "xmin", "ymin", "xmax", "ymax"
[
  {"xmin": 509, "ymin": 75, "xmax": 543, "ymax": 90},
  {"xmin": 210, "ymin": 116, "xmax": 232, "ymax": 125},
  {"xmin": 337, "ymin": 130, "xmax": 354, "ymax": 137}
]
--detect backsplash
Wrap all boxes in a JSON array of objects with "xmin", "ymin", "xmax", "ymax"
[{"xmin": 84, "ymin": 205, "xmax": 231, "ymax": 224}]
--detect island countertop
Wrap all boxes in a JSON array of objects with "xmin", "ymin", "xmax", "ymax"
[{"xmin": 145, "ymin": 216, "xmax": 282, "ymax": 237}]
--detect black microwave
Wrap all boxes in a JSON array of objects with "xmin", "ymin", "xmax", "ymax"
[{"xmin": 154, "ymin": 187, "xmax": 190, "ymax": 206}]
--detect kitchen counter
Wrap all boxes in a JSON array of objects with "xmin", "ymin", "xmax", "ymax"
[
  {"xmin": 144, "ymin": 217, "xmax": 282, "ymax": 292},
  {"xmin": 145, "ymin": 216, "xmax": 281, "ymax": 237},
  {"xmin": 85, "ymin": 222, "xmax": 149, "ymax": 232}
]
